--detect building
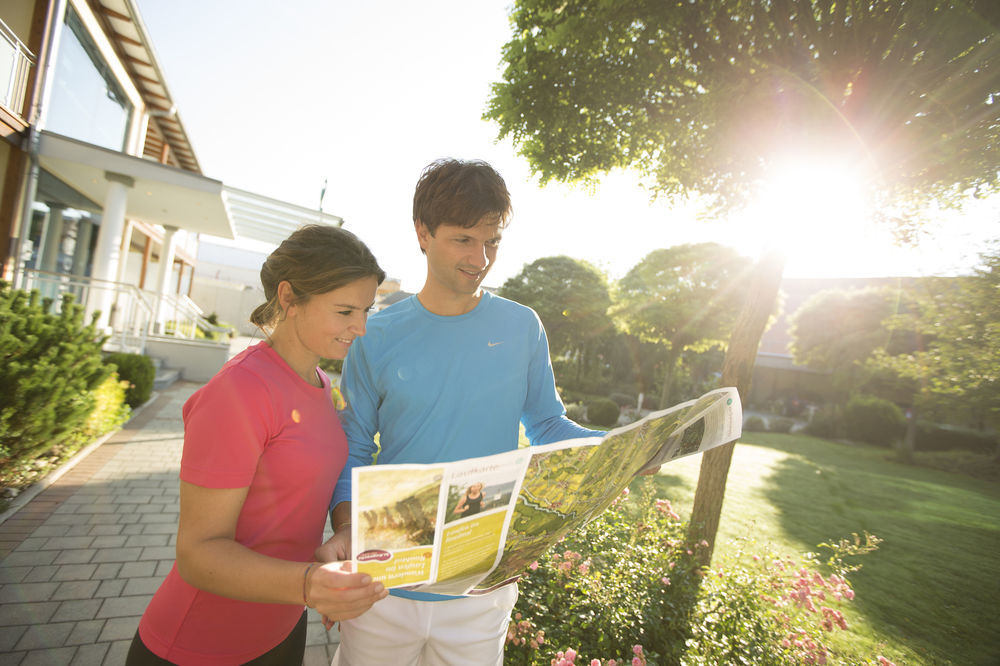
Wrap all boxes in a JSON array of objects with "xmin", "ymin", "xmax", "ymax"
[{"xmin": 0, "ymin": 0, "xmax": 342, "ymax": 380}]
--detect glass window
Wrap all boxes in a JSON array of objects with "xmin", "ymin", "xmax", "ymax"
[{"xmin": 45, "ymin": 6, "xmax": 132, "ymax": 150}]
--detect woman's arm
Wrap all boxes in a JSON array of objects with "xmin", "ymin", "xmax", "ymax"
[{"xmin": 176, "ymin": 482, "xmax": 385, "ymax": 619}]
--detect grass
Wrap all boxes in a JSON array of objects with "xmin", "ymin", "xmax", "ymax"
[{"xmin": 642, "ymin": 431, "xmax": 1000, "ymax": 666}]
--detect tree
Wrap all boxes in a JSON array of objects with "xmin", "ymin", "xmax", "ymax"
[
  {"xmin": 498, "ymin": 256, "xmax": 613, "ymax": 381},
  {"xmin": 614, "ymin": 243, "xmax": 752, "ymax": 408},
  {"xmin": 789, "ymin": 285, "xmax": 921, "ymax": 399},
  {"xmin": 486, "ymin": 0, "xmax": 1000, "ymax": 565},
  {"xmin": 486, "ymin": 0, "xmax": 1000, "ymax": 225},
  {"xmin": 872, "ymin": 248, "xmax": 1000, "ymax": 453}
]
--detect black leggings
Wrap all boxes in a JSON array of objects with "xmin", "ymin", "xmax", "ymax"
[{"xmin": 125, "ymin": 610, "xmax": 308, "ymax": 665}]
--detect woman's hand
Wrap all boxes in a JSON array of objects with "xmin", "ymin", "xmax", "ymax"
[{"xmin": 306, "ymin": 560, "xmax": 387, "ymax": 623}]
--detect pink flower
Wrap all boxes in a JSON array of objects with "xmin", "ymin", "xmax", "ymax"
[
  {"xmin": 591, "ymin": 661, "xmax": 601, "ymax": 666},
  {"xmin": 566, "ymin": 648, "xmax": 577, "ymax": 660},
  {"xmin": 529, "ymin": 561, "xmax": 539, "ymax": 571},
  {"xmin": 661, "ymin": 576, "xmax": 671, "ymax": 586}
]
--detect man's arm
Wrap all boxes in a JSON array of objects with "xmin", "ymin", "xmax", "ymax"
[{"xmin": 521, "ymin": 314, "xmax": 605, "ymax": 445}]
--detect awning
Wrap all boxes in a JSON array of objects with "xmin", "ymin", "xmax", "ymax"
[
  {"xmin": 36, "ymin": 131, "xmax": 235, "ymax": 239},
  {"xmin": 223, "ymin": 185, "xmax": 344, "ymax": 246}
]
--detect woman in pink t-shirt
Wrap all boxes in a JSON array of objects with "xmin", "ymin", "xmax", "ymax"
[{"xmin": 127, "ymin": 225, "xmax": 389, "ymax": 665}]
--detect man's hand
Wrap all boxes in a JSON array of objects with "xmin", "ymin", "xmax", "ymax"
[{"xmin": 315, "ymin": 529, "xmax": 351, "ymax": 563}]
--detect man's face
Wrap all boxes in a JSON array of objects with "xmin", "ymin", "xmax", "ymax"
[{"xmin": 416, "ymin": 218, "xmax": 502, "ymax": 297}]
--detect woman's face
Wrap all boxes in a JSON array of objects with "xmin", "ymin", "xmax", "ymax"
[{"xmin": 286, "ymin": 276, "xmax": 378, "ymax": 360}]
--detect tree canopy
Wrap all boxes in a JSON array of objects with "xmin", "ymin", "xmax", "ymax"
[
  {"xmin": 614, "ymin": 243, "xmax": 752, "ymax": 407},
  {"xmin": 486, "ymin": 0, "xmax": 1000, "ymax": 226},
  {"xmin": 498, "ymin": 255, "xmax": 613, "ymax": 360}
]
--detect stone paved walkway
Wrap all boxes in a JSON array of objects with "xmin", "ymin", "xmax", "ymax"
[{"xmin": 0, "ymin": 381, "xmax": 340, "ymax": 665}]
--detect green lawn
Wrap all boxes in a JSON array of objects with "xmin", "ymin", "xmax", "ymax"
[{"xmin": 642, "ymin": 432, "xmax": 1000, "ymax": 666}]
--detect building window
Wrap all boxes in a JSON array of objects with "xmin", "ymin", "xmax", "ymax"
[{"xmin": 45, "ymin": 5, "xmax": 132, "ymax": 150}]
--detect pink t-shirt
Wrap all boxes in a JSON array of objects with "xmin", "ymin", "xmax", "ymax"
[{"xmin": 138, "ymin": 343, "xmax": 346, "ymax": 665}]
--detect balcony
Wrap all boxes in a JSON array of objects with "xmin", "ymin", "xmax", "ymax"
[{"xmin": 0, "ymin": 17, "xmax": 34, "ymax": 124}]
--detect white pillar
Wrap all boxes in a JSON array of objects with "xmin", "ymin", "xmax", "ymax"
[
  {"xmin": 40, "ymin": 204, "xmax": 66, "ymax": 272},
  {"xmin": 71, "ymin": 218, "xmax": 93, "ymax": 276},
  {"xmin": 116, "ymin": 222, "xmax": 134, "ymax": 283},
  {"xmin": 155, "ymin": 225, "xmax": 178, "ymax": 333},
  {"xmin": 89, "ymin": 172, "xmax": 134, "ymax": 329}
]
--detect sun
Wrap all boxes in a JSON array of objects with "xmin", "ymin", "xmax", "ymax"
[{"xmin": 727, "ymin": 154, "xmax": 920, "ymax": 278}]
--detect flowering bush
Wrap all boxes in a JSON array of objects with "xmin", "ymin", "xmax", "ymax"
[{"xmin": 505, "ymin": 480, "xmax": 893, "ymax": 666}]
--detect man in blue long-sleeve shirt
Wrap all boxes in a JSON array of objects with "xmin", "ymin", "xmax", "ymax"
[{"xmin": 319, "ymin": 158, "xmax": 602, "ymax": 665}]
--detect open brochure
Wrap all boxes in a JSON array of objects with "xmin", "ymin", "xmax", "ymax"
[{"xmin": 350, "ymin": 386, "xmax": 742, "ymax": 596}]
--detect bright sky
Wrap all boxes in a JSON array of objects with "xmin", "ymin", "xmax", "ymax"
[{"xmin": 135, "ymin": 0, "xmax": 999, "ymax": 293}]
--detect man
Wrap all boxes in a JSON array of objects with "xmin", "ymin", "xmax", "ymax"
[{"xmin": 320, "ymin": 158, "xmax": 603, "ymax": 665}]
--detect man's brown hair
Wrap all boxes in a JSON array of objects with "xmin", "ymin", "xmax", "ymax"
[{"xmin": 412, "ymin": 158, "xmax": 512, "ymax": 235}]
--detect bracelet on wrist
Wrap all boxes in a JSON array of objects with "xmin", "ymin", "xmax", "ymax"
[
  {"xmin": 335, "ymin": 521, "xmax": 352, "ymax": 532},
  {"xmin": 302, "ymin": 562, "xmax": 317, "ymax": 607}
]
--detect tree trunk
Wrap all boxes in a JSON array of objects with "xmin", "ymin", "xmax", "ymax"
[
  {"xmin": 688, "ymin": 250, "xmax": 786, "ymax": 567},
  {"xmin": 658, "ymin": 345, "xmax": 682, "ymax": 409}
]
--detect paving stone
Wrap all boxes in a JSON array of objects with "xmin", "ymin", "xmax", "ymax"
[
  {"xmin": 21, "ymin": 566, "xmax": 58, "ymax": 583},
  {"xmin": 0, "ymin": 651, "xmax": 25, "ymax": 665},
  {"xmin": 140, "ymin": 523, "xmax": 176, "ymax": 535},
  {"xmin": 0, "ymin": 601, "xmax": 59, "ymax": 625},
  {"xmin": 86, "ymin": 524, "xmax": 124, "ymax": 537},
  {"xmin": 3, "ymin": 551, "xmax": 58, "ymax": 568},
  {"xmin": 11, "ymin": 538, "xmax": 45, "ymax": 552},
  {"xmin": 97, "ymin": 595, "xmax": 153, "ymax": 618},
  {"xmin": 103, "ymin": 639, "xmax": 132, "ymax": 665},
  {"xmin": 18, "ymin": 646, "xmax": 77, "ymax": 665},
  {"xmin": 0, "ymin": 582, "xmax": 59, "ymax": 603},
  {"xmin": 93, "ymin": 579, "xmax": 125, "ymax": 598},
  {"xmin": 29, "ymin": 525, "xmax": 71, "ymax": 538},
  {"xmin": 69, "ymin": 642, "xmax": 109, "ymax": 665},
  {"xmin": 97, "ymin": 616, "xmax": 139, "ymax": 642},
  {"xmin": 0, "ymin": 566, "xmax": 30, "ymax": 584},
  {"xmin": 51, "ymin": 580, "xmax": 100, "ymax": 601},
  {"xmin": 123, "ymin": 534, "xmax": 169, "ymax": 549},
  {"xmin": 92, "ymin": 563, "xmax": 122, "ymax": 580},
  {"xmin": 90, "ymin": 547, "xmax": 142, "ymax": 563},
  {"xmin": 140, "ymin": 546, "xmax": 175, "ymax": 561},
  {"xmin": 51, "ymin": 598, "xmax": 102, "ymax": 622},
  {"xmin": 90, "ymin": 535, "xmax": 128, "ymax": 549},
  {"xmin": 139, "ymin": 513, "xmax": 175, "ymax": 524},
  {"xmin": 121, "ymin": 576, "xmax": 162, "ymax": 596},
  {"xmin": 64, "ymin": 619, "xmax": 105, "ymax": 645},
  {"xmin": 0, "ymin": 625, "xmax": 28, "ymax": 652},
  {"xmin": 50, "ymin": 564, "xmax": 98, "ymax": 582},
  {"xmin": 13, "ymin": 622, "xmax": 73, "ymax": 650},
  {"xmin": 51, "ymin": 550, "xmax": 95, "ymax": 566},
  {"xmin": 120, "ymin": 523, "xmax": 144, "ymax": 535},
  {"xmin": 119, "ymin": 561, "xmax": 155, "ymax": 578},
  {"xmin": 154, "ymin": 561, "xmax": 174, "ymax": 577}
]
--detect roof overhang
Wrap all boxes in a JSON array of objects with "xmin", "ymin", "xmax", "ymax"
[
  {"xmin": 37, "ymin": 131, "xmax": 235, "ymax": 238},
  {"xmin": 222, "ymin": 185, "xmax": 344, "ymax": 246}
]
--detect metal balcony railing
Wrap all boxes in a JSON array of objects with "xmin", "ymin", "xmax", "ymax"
[{"xmin": 0, "ymin": 17, "xmax": 34, "ymax": 119}]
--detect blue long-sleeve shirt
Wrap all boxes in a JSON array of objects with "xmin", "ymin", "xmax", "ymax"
[{"xmin": 332, "ymin": 291, "xmax": 601, "ymax": 600}]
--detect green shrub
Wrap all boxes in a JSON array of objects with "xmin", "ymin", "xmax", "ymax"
[
  {"xmin": 768, "ymin": 417, "xmax": 796, "ymax": 434},
  {"xmin": 805, "ymin": 404, "xmax": 844, "ymax": 439},
  {"xmin": 506, "ymin": 481, "xmax": 703, "ymax": 665},
  {"xmin": 743, "ymin": 415, "xmax": 767, "ymax": 432},
  {"xmin": 844, "ymin": 395, "xmax": 904, "ymax": 446},
  {"xmin": 914, "ymin": 422, "xmax": 996, "ymax": 454},
  {"xmin": 586, "ymin": 398, "xmax": 620, "ymax": 427},
  {"xmin": 506, "ymin": 480, "xmax": 884, "ymax": 666},
  {"xmin": 0, "ymin": 285, "xmax": 110, "ymax": 462},
  {"xmin": 608, "ymin": 391, "xmax": 636, "ymax": 408},
  {"xmin": 104, "ymin": 352, "xmax": 155, "ymax": 408},
  {"xmin": 565, "ymin": 402, "xmax": 587, "ymax": 423}
]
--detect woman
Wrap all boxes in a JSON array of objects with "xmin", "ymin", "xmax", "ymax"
[
  {"xmin": 127, "ymin": 225, "xmax": 389, "ymax": 665},
  {"xmin": 453, "ymin": 482, "xmax": 485, "ymax": 517}
]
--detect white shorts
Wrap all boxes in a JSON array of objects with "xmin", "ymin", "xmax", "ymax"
[{"xmin": 331, "ymin": 584, "xmax": 518, "ymax": 666}]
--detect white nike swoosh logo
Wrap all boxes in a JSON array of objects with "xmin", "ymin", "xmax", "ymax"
[{"xmin": 487, "ymin": 341, "xmax": 504, "ymax": 347}]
